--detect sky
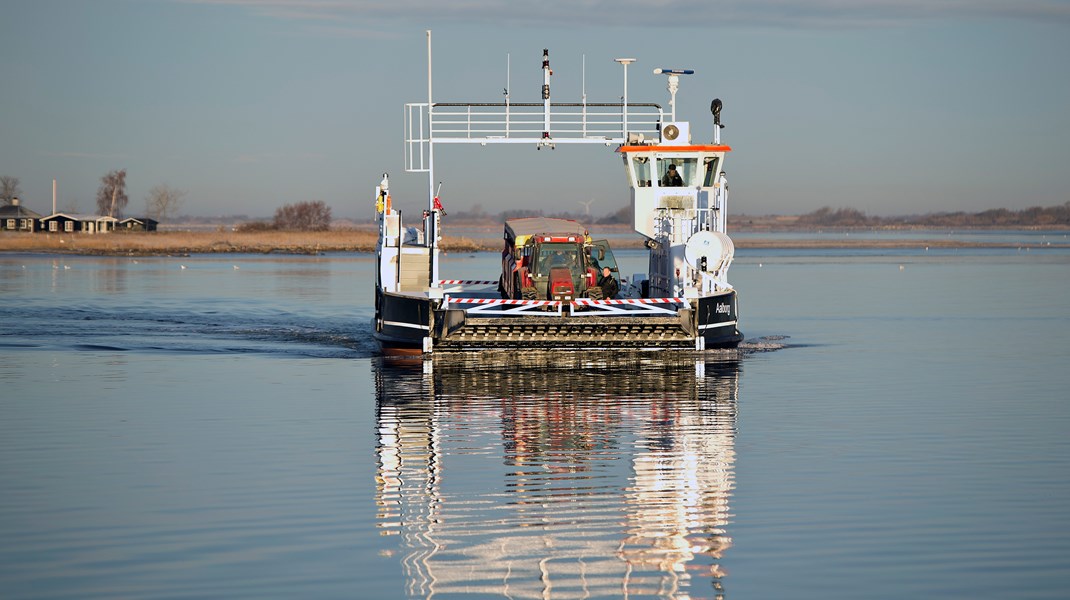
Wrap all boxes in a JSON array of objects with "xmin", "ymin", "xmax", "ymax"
[{"xmin": 2, "ymin": 0, "xmax": 1069, "ymax": 220}]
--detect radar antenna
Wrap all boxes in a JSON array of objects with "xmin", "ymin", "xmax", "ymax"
[{"xmin": 653, "ymin": 68, "xmax": 694, "ymax": 122}]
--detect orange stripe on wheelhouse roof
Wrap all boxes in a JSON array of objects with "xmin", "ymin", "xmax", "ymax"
[{"xmin": 617, "ymin": 144, "xmax": 732, "ymax": 153}]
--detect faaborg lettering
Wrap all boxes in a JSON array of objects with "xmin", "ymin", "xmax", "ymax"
[{"xmin": 716, "ymin": 303, "xmax": 731, "ymax": 315}]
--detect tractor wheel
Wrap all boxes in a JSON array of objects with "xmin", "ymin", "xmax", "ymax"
[
  {"xmin": 522, "ymin": 287, "xmax": 538, "ymax": 301},
  {"xmin": 587, "ymin": 287, "xmax": 603, "ymax": 301}
]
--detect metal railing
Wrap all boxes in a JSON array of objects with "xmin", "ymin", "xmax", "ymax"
[{"xmin": 406, "ymin": 102, "xmax": 663, "ymax": 172}]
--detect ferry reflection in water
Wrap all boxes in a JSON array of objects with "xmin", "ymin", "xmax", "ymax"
[{"xmin": 374, "ymin": 352, "xmax": 741, "ymax": 599}]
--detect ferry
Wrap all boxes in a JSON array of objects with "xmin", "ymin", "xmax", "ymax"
[{"xmin": 373, "ymin": 36, "xmax": 742, "ymax": 354}]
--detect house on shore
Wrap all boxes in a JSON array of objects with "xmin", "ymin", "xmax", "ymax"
[
  {"xmin": 39, "ymin": 213, "xmax": 119, "ymax": 234},
  {"xmin": 0, "ymin": 198, "xmax": 42, "ymax": 232},
  {"xmin": 2, "ymin": 204, "xmax": 161, "ymax": 233},
  {"xmin": 119, "ymin": 216, "xmax": 159, "ymax": 231}
]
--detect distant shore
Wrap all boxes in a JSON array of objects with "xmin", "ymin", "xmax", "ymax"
[{"xmin": 0, "ymin": 224, "xmax": 1066, "ymax": 256}]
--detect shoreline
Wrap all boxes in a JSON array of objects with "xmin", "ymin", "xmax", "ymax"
[{"xmin": 1, "ymin": 228, "xmax": 1066, "ymax": 256}]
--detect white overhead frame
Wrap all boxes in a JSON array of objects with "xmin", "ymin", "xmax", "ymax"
[{"xmin": 406, "ymin": 39, "xmax": 664, "ymax": 175}]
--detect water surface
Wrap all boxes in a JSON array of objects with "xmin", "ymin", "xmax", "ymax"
[{"xmin": 1, "ymin": 246, "xmax": 1068, "ymax": 598}]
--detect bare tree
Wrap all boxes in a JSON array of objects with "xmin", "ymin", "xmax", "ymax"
[
  {"xmin": 273, "ymin": 200, "xmax": 332, "ymax": 231},
  {"xmin": 96, "ymin": 169, "xmax": 128, "ymax": 217},
  {"xmin": 145, "ymin": 184, "xmax": 186, "ymax": 222},
  {"xmin": 0, "ymin": 176, "xmax": 21, "ymax": 205}
]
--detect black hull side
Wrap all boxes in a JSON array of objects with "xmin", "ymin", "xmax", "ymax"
[
  {"xmin": 697, "ymin": 290, "xmax": 743, "ymax": 348},
  {"xmin": 374, "ymin": 291, "xmax": 432, "ymax": 354}
]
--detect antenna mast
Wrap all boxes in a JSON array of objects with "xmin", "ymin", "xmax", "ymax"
[
  {"xmin": 505, "ymin": 53, "xmax": 511, "ymax": 137},
  {"xmin": 614, "ymin": 58, "xmax": 636, "ymax": 137},
  {"xmin": 582, "ymin": 55, "xmax": 587, "ymax": 137},
  {"xmin": 541, "ymin": 49, "xmax": 552, "ymax": 141},
  {"xmin": 426, "ymin": 30, "xmax": 435, "ymax": 212}
]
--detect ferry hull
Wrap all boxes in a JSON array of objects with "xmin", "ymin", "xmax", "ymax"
[
  {"xmin": 374, "ymin": 291, "xmax": 431, "ymax": 354},
  {"xmin": 374, "ymin": 289, "xmax": 741, "ymax": 354}
]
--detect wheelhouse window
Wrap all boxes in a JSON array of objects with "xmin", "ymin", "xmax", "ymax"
[
  {"xmin": 630, "ymin": 156, "xmax": 651, "ymax": 188},
  {"xmin": 703, "ymin": 157, "xmax": 722, "ymax": 187},
  {"xmin": 657, "ymin": 157, "xmax": 698, "ymax": 187}
]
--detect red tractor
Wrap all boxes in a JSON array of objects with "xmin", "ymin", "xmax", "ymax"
[{"xmin": 499, "ymin": 217, "xmax": 616, "ymax": 302}]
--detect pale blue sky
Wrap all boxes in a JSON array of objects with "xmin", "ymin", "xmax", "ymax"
[{"xmin": 2, "ymin": 0, "xmax": 1068, "ymax": 219}]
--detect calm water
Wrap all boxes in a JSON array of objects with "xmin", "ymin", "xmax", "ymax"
[{"xmin": 1, "ymin": 243, "xmax": 1069, "ymax": 599}]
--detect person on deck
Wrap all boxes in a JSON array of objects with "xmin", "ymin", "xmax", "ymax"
[{"xmin": 598, "ymin": 267, "xmax": 619, "ymax": 299}]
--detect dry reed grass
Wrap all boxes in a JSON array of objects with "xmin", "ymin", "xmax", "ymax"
[
  {"xmin": 0, "ymin": 228, "xmax": 505, "ymax": 255},
  {"xmin": 0, "ymin": 230, "xmax": 375, "ymax": 255},
  {"xmin": 0, "ymin": 228, "xmax": 1040, "ymax": 255}
]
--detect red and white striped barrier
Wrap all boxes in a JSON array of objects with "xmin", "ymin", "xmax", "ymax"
[
  {"xmin": 446, "ymin": 297, "xmax": 559, "ymax": 307},
  {"xmin": 437, "ymin": 279, "xmax": 498, "ymax": 285},
  {"xmin": 573, "ymin": 297, "xmax": 686, "ymax": 306}
]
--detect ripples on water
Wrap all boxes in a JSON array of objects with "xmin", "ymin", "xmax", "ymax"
[
  {"xmin": 0, "ymin": 255, "xmax": 380, "ymax": 358},
  {"xmin": 1, "ymin": 300, "xmax": 377, "ymax": 358}
]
